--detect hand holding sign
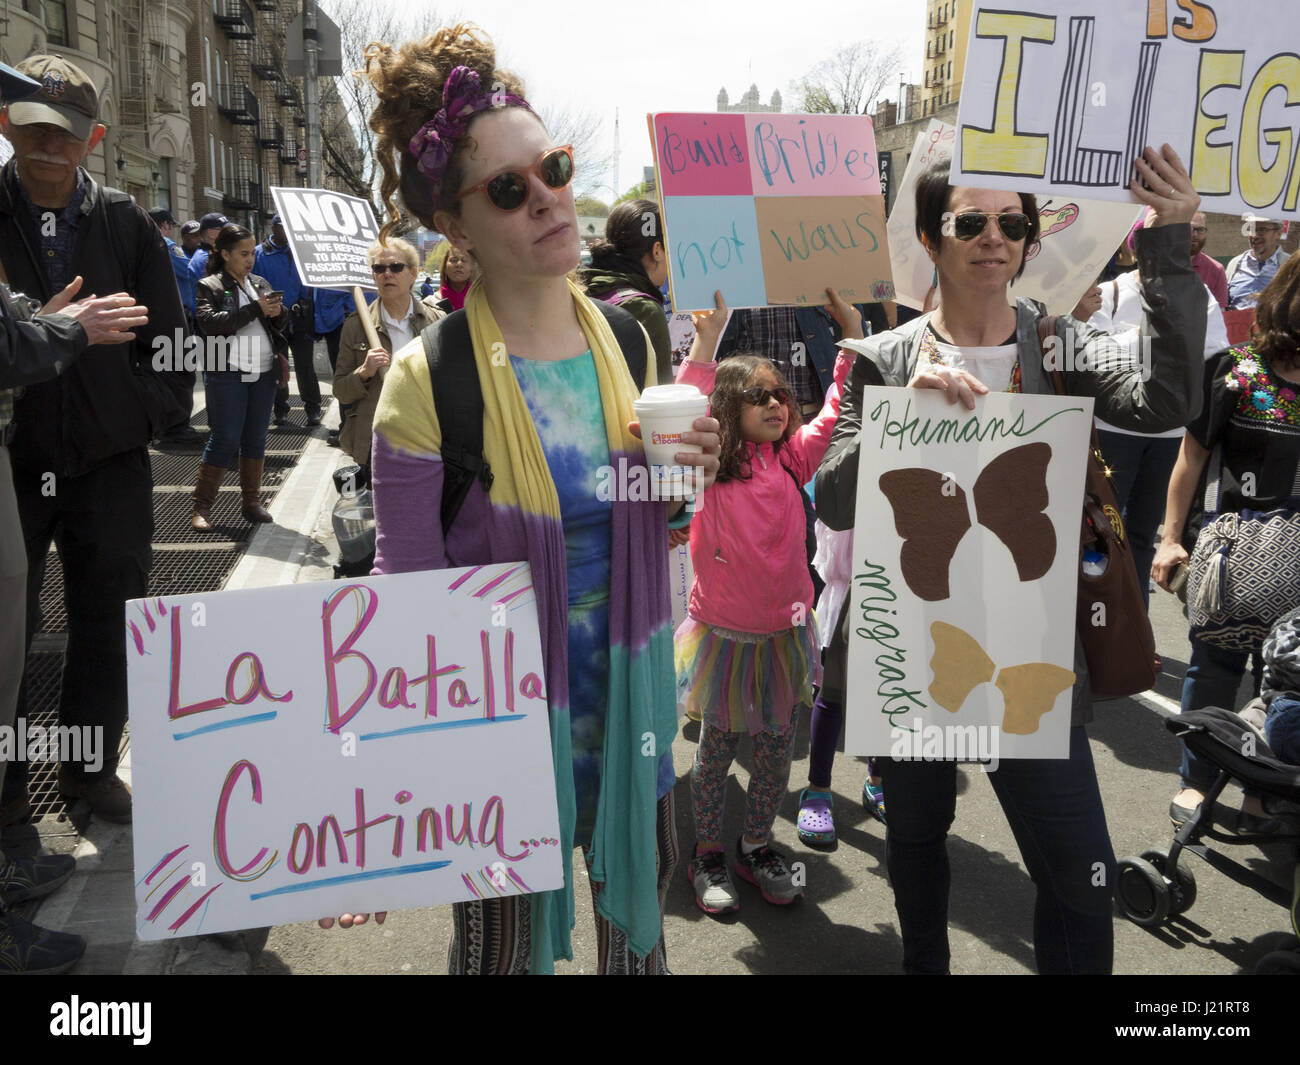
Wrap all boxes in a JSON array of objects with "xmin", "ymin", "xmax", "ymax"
[{"xmin": 1130, "ymin": 145, "xmax": 1200, "ymax": 227}]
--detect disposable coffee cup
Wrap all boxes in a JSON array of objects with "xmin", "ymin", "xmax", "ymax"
[{"xmin": 634, "ymin": 383, "xmax": 709, "ymax": 500}]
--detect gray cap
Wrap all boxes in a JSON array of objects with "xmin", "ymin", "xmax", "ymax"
[{"xmin": 7, "ymin": 54, "xmax": 99, "ymax": 140}]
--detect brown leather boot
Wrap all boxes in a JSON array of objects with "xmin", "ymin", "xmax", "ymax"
[
  {"xmin": 239, "ymin": 456, "xmax": 273, "ymax": 523},
  {"xmin": 191, "ymin": 462, "xmax": 225, "ymax": 532}
]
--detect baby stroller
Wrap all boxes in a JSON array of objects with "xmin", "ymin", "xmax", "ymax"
[{"xmin": 1115, "ymin": 705, "xmax": 1300, "ymax": 974}]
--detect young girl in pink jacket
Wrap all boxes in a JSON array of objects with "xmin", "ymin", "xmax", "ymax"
[{"xmin": 676, "ymin": 289, "xmax": 858, "ymax": 915}]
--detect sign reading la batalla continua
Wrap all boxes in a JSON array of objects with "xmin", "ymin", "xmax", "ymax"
[{"xmin": 126, "ymin": 563, "xmax": 563, "ymax": 940}]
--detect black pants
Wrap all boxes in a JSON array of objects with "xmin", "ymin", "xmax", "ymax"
[
  {"xmin": 275, "ymin": 330, "xmax": 322, "ymax": 417},
  {"xmin": 4, "ymin": 449, "xmax": 153, "ymax": 792}
]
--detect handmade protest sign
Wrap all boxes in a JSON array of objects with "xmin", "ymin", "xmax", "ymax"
[
  {"xmin": 650, "ymin": 112, "xmax": 895, "ymax": 311},
  {"xmin": 844, "ymin": 387, "xmax": 1093, "ymax": 760},
  {"xmin": 953, "ymin": 1, "xmax": 1300, "ymax": 221},
  {"xmin": 891, "ymin": 119, "xmax": 1142, "ymax": 314},
  {"xmin": 126, "ymin": 564, "xmax": 563, "ymax": 940}
]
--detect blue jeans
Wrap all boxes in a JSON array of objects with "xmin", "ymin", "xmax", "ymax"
[
  {"xmin": 202, "ymin": 370, "xmax": 277, "ymax": 468},
  {"xmin": 1266, "ymin": 694, "xmax": 1300, "ymax": 765},
  {"xmin": 1097, "ymin": 430, "xmax": 1182, "ymax": 610},
  {"xmin": 877, "ymin": 726, "xmax": 1115, "ymax": 974},
  {"xmin": 1179, "ymin": 636, "xmax": 1261, "ymax": 791}
]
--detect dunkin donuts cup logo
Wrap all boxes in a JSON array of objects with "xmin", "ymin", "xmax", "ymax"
[{"xmin": 651, "ymin": 431, "xmax": 683, "ymax": 446}]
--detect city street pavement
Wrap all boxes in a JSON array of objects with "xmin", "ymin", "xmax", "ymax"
[{"xmin": 18, "ymin": 376, "xmax": 1298, "ymax": 974}]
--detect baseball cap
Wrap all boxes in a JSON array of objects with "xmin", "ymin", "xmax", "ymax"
[
  {"xmin": 1242, "ymin": 213, "xmax": 1282, "ymax": 229},
  {"xmin": 181, "ymin": 220, "xmax": 201, "ymax": 237},
  {"xmin": 149, "ymin": 206, "xmax": 177, "ymax": 226},
  {"xmin": 7, "ymin": 55, "xmax": 99, "ymax": 140},
  {"xmin": 0, "ymin": 61, "xmax": 41, "ymax": 104},
  {"xmin": 199, "ymin": 212, "xmax": 229, "ymax": 230},
  {"xmin": 271, "ymin": 213, "xmax": 283, "ymax": 226}
]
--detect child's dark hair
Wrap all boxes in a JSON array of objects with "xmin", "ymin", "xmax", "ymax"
[{"xmin": 711, "ymin": 355, "xmax": 802, "ymax": 483}]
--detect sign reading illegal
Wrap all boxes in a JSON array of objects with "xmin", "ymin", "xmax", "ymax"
[
  {"xmin": 126, "ymin": 563, "xmax": 564, "ymax": 940},
  {"xmin": 269, "ymin": 186, "xmax": 381, "ymax": 290},
  {"xmin": 953, "ymin": 0, "xmax": 1300, "ymax": 220}
]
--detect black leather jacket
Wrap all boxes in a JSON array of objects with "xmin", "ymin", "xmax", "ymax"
[
  {"xmin": 195, "ymin": 270, "xmax": 290, "ymax": 364},
  {"xmin": 0, "ymin": 162, "xmax": 189, "ymax": 476}
]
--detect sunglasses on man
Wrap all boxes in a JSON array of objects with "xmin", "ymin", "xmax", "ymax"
[
  {"xmin": 457, "ymin": 145, "xmax": 575, "ymax": 212},
  {"xmin": 950, "ymin": 211, "xmax": 1032, "ymax": 242}
]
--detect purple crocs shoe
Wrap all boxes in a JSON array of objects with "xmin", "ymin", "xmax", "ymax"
[{"xmin": 797, "ymin": 788, "xmax": 835, "ymax": 845}]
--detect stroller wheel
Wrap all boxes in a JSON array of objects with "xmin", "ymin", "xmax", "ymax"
[
  {"xmin": 1140, "ymin": 848, "xmax": 1197, "ymax": 915},
  {"xmin": 1116, "ymin": 857, "xmax": 1171, "ymax": 927},
  {"xmin": 1255, "ymin": 950, "xmax": 1300, "ymax": 975}
]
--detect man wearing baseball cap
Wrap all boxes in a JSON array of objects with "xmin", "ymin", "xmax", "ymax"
[
  {"xmin": 0, "ymin": 55, "xmax": 142, "ymax": 975},
  {"xmin": 0, "ymin": 53, "xmax": 189, "ymax": 828},
  {"xmin": 1227, "ymin": 214, "xmax": 1291, "ymax": 309},
  {"xmin": 188, "ymin": 211, "xmax": 228, "ymax": 280},
  {"xmin": 180, "ymin": 219, "xmax": 201, "ymax": 257}
]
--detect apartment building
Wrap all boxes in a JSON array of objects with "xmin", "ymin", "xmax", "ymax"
[
  {"xmin": 0, "ymin": 0, "xmax": 357, "ymax": 230},
  {"xmin": 922, "ymin": 0, "xmax": 971, "ymax": 118}
]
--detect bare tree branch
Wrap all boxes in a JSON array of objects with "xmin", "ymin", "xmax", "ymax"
[{"xmin": 791, "ymin": 41, "xmax": 904, "ymax": 115}]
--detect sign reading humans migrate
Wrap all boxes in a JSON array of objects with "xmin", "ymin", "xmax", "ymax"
[
  {"xmin": 126, "ymin": 564, "xmax": 563, "ymax": 940},
  {"xmin": 953, "ymin": 1, "xmax": 1300, "ymax": 220},
  {"xmin": 845, "ymin": 389, "xmax": 1092, "ymax": 762},
  {"xmin": 649, "ymin": 112, "xmax": 895, "ymax": 311}
]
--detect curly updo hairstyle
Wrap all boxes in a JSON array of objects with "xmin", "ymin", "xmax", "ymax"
[{"xmin": 361, "ymin": 23, "xmax": 531, "ymax": 240}]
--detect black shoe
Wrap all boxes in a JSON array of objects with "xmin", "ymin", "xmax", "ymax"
[
  {"xmin": 156, "ymin": 426, "xmax": 207, "ymax": 448},
  {"xmin": 326, "ymin": 429, "xmax": 340, "ymax": 447},
  {"xmin": 1169, "ymin": 800, "xmax": 1200, "ymax": 827},
  {"xmin": 306, "ymin": 411, "xmax": 323, "ymax": 426},
  {"xmin": 0, "ymin": 905, "xmax": 86, "ymax": 973},
  {"xmin": 273, "ymin": 412, "xmax": 288, "ymax": 427},
  {"xmin": 0, "ymin": 853, "xmax": 76, "ymax": 905}
]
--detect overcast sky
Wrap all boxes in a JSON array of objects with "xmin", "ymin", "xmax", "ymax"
[{"xmin": 373, "ymin": 0, "xmax": 930, "ymax": 202}]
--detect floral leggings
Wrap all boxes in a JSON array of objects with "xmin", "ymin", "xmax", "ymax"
[{"xmin": 692, "ymin": 717, "xmax": 798, "ymax": 844}]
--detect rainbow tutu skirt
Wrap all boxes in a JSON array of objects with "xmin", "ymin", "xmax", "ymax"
[{"xmin": 674, "ymin": 617, "xmax": 821, "ymax": 735}]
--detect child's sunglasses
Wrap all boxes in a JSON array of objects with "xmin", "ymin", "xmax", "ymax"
[
  {"xmin": 952, "ymin": 211, "xmax": 1031, "ymax": 242},
  {"xmin": 456, "ymin": 145, "xmax": 575, "ymax": 212},
  {"xmin": 740, "ymin": 386, "xmax": 792, "ymax": 407}
]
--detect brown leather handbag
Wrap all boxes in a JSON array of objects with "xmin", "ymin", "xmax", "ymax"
[{"xmin": 1039, "ymin": 316, "xmax": 1157, "ymax": 699}]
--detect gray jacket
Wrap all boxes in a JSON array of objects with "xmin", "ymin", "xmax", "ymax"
[{"xmin": 815, "ymin": 225, "xmax": 1206, "ymax": 723}]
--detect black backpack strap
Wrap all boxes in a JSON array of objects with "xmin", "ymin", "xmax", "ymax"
[
  {"xmin": 420, "ymin": 310, "xmax": 493, "ymax": 539},
  {"xmin": 593, "ymin": 299, "xmax": 648, "ymax": 389}
]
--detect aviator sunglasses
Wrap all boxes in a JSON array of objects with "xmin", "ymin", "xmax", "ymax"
[
  {"xmin": 951, "ymin": 211, "xmax": 1032, "ymax": 242},
  {"xmin": 457, "ymin": 145, "xmax": 575, "ymax": 212},
  {"xmin": 740, "ymin": 386, "xmax": 792, "ymax": 407}
]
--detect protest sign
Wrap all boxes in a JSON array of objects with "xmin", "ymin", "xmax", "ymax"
[
  {"xmin": 844, "ymin": 387, "xmax": 1092, "ymax": 760},
  {"xmin": 953, "ymin": 1, "xmax": 1300, "ymax": 221},
  {"xmin": 270, "ymin": 187, "xmax": 380, "ymax": 289},
  {"xmin": 650, "ymin": 112, "xmax": 895, "ymax": 311},
  {"xmin": 891, "ymin": 119, "xmax": 1142, "ymax": 314},
  {"xmin": 127, "ymin": 564, "xmax": 563, "ymax": 940}
]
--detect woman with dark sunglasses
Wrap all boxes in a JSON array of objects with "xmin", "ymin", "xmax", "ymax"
[
  {"xmin": 320, "ymin": 24, "xmax": 721, "ymax": 975},
  {"xmin": 333, "ymin": 236, "xmax": 443, "ymax": 472},
  {"xmin": 815, "ymin": 147, "xmax": 1206, "ymax": 974}
]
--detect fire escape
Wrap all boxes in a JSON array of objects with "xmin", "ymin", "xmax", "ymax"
[{"xmin": 214, "ymin": 0, "xmax": 260, "ymax": 214}]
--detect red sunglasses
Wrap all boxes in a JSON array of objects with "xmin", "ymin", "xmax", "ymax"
[{"xmin": 456, "ymin": 145, "xmax": 575, "ymax": 212}]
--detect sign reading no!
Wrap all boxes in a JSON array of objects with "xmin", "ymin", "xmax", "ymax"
[{"xmin": 270, "ymin": 186, "xmax": 381, "ymax": 291}]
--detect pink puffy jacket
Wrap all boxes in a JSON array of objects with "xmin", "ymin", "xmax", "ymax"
[{"xmin": 676, "ymin": 351, "xmax": 852, "ymax": 635}]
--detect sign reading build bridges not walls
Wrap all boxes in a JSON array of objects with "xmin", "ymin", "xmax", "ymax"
[
  {"xmin": 649, "ymin": 112, "xmax": 896, "ymax": 311},
  {"xmin": 954, "ymin": 0, "xmax": 1300, "ymax": 220}
]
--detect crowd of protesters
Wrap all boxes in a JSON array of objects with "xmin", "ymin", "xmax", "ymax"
[{"xmin": 2, "ymin": 24, "xmax": 1299, "ymax": 977}]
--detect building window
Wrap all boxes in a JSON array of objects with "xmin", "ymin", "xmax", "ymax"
[
  {"xmin": 948, "ymin": 61, "xmax": 952, "ymax": 79},
  {"xmin": 208, "ymin": 133, "xmax": 215, "ymax": 189},
  {"xmin": 205, "ymin": 36, "xmax": 212, "ymax": 98},
  {"xmin": 43, "ymin": 0, "xmax": 70, "ymax": 46}
]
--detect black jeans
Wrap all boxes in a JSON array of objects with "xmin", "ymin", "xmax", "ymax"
[
  {"xmin": 878, "ymin": 725, "xmax": 1115, "ymax": 974},
  {"xmin": 5, "ymin": 449, "xmax": 152, "ymax": 791},
  {"xmin": 275, "ymin": 330, "xmax": 322, "ymax": 417}
]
